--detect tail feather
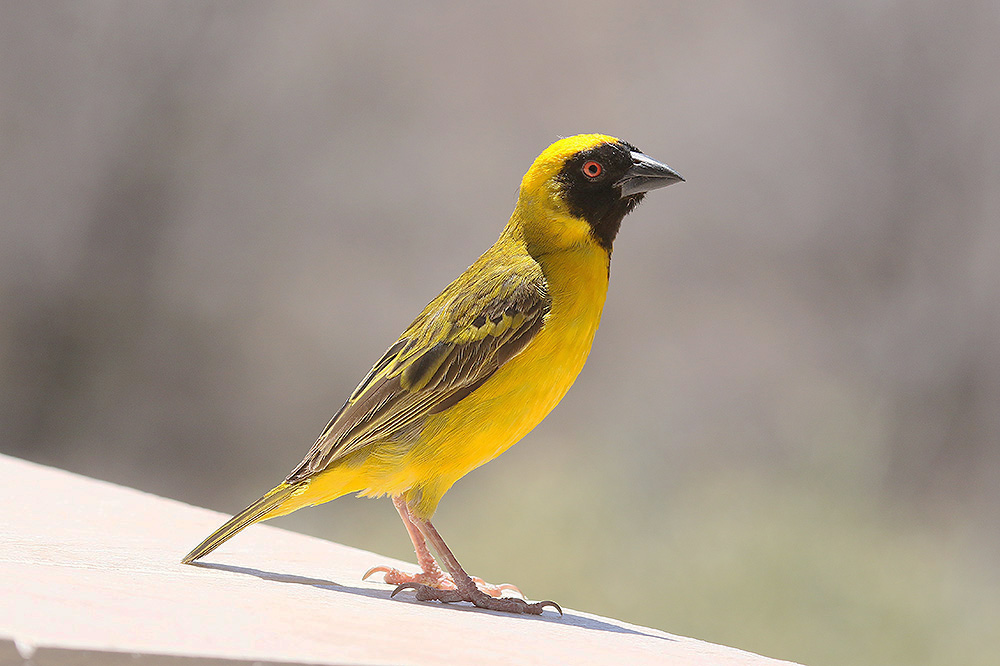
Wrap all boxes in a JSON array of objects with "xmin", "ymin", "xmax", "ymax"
[{"xmin": 182, "ymin": 482, "xmax": 304, "ymax": 564}]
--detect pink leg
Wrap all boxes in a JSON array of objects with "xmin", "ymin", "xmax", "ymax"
[
  {"xmin": 363, "ymin": 496, "xmax": 450, "ymax": 588},
  {"xmin": 392, "ymin": 508, "xmax": 561, "ymax": 616},
  {"xmin": 363, "ymin": 496, "xmax": 521, "ymax": 598}
]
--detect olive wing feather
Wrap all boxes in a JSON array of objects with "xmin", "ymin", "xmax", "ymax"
[{"xmin": 286, "ymin": 268, "xmax": 551, "ymax": 482}]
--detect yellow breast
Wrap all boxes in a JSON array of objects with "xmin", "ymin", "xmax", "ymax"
[{"xmin": 394, "ymin": 240, "xmax": 609, "ymax": 515}]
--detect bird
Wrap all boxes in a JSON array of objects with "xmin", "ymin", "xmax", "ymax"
[{"xmin": 182, "ymin": 134, "xmax": 683, "ymax": 615}]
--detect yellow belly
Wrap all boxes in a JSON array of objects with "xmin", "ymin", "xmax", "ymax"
[{"xmin": 301, "ymin": 243, "xmax": 610, "ymax": 518}]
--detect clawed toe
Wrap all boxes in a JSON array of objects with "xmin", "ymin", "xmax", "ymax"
[
  {"xmin": 469, "ymin": 575, "xmax": 522, "ymax": 598},
  {"xmin": 363, "ymin": 565, "xmax": 520, "ymax": 598},
  {"xmin": 392, "ymin": 582, "xmax": 466, "ymax": 604},
  {"xmin": 362, "ymin": 565, "xmax": 391, "ymax": 581},
  {"xmin": 391, "ymin": 582, "xmax": 561, "ymax": 616},
  {"xmin": 364, "ymin": 565, "xmax": 457, "ymax": 590}
]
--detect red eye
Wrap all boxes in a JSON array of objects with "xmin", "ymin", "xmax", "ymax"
[{"xmin": 582, "ymin": 160, "xmax": 603, "ymax": 178}]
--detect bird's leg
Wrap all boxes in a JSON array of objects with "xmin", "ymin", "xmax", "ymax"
[
  {"xmin": 364, "ymin": 496, "xmax": 450, "ymax": 588},
  {"xmin": 392, "ymin": 510, "xmax": 561, "ymax": 616},
  {"xmin": 363, "ymin": 496, "xmax": 521, "ymax": 598}
]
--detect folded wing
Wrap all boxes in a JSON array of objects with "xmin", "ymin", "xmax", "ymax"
[{"xmin": 286, "ymin": 265, "xmax": 550, "ymax": 483}]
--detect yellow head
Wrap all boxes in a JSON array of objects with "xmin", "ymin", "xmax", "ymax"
[{"xmin": 513, "ymin": 134, "xmax": 682, "ymax": 255}]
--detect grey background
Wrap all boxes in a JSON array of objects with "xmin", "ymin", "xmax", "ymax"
[{"xmin": 2, "ymin": 3, "xmax": 998, "ymax": 665}]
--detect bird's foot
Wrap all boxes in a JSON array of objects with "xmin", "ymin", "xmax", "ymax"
[
  {"xmin": 363, "ymin": 565, "xmax": 521, "ymax": 599},
  {"xmin": 391, "ymin": 582, "xmax": 561, "ymax": 616}
]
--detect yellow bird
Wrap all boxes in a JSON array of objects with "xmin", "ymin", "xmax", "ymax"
[{"xmin": 183, "ymin": 134, "xmax": 682, "ymax": 615}]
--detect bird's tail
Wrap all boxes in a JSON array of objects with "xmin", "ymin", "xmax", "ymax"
[{"xmin": 181, "ymin": 481, "xmax": 306, "ymax": 564}]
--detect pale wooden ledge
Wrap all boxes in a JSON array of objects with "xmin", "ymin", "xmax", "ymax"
[{"xmin": 0, "ymin": 454, "xmax": 802, "ymax": 665}]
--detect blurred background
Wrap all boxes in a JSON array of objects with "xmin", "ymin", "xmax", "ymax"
[{"xmin": 2, "ymin": 2, "xmax": 998, "ymax": 664}]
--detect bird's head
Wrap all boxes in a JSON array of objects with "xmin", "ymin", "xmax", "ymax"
[{"xmin": 514, "ymin": 134, "xmax": 683, "ymax": 254}]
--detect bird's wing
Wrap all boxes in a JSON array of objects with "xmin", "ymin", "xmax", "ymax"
[{"xmin": 285, "ymin": 263, "xmax": 551, "ymax": 482}]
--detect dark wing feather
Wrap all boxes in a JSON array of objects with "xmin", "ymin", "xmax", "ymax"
[{"xmin": 286, "ymin": 263, "xmax": 550, "ymax": 483}]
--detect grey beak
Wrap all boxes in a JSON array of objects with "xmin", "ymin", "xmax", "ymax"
[{"xmin": 616, "ymin": 151, "xmax": 684, "ymax": 198}]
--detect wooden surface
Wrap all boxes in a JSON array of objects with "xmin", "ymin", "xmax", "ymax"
[{"xmin": 0, "ymin": 454, "xmax": 802, "ymax": 665}]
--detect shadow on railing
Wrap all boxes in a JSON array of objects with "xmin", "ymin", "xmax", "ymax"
[{"xmin": 189, "ymin": 561, "xmax": 674, "ymax": 641}]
